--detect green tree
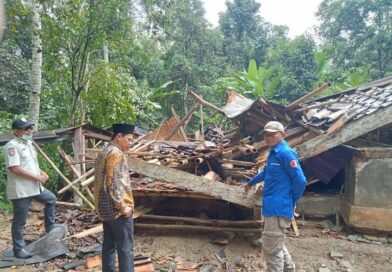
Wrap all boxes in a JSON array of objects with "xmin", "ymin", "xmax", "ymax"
[
  {"xmin": 141, "ymin": 0, "xmax": 225, "ymax": 115},
  {"xmin": 42, "ymin": 0, "xmax": 135, "ymax": 125},
  {"xmin": 317, "ymin": 0, "xmax": 392, "ymax": 79},
  {"xmin": 214, "ymin": 59, "xmax": 281, "ymax": 100},
  {"xmin": 266, "ymin": 35, "xmax": 318, "ymax": 103},
  {"xmin": 219, "ymin": 0, "xmax": 269, "ymax": 70}
]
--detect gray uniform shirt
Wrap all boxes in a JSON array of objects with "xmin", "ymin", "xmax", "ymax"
[{"xmin": 4, "ymin": 137, "xmax": 43, "ymax": 199}]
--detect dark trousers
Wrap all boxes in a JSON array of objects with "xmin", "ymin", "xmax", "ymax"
[
  {"xmin": 102, "ymin": 216, "xmax": 134, "ymax": 272},
  {"xmin": 11, "ymin": 189, "xmax": 56, "ymax": 254}
]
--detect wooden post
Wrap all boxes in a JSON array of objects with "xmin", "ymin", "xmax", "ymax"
[
  {"xmin": 200, "ymin": 97, "xmax": 204, "ymax": 140},
  {"xmin": 73, "ymin": 127, "xmax": 84, "ymax": 205}
]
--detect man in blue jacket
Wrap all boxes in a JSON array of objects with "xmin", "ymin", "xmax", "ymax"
[{"xmin": 245, "ymin": 121, "xmax": 307, "ymax": 272}]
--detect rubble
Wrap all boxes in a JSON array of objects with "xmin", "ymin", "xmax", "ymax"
[{"xmin": 2, "ymin": 76, "xmax": 392, "ymax": 269}]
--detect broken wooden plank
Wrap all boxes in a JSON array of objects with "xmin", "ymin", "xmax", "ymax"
[
  {"xmin": 296, "ymin": 103, "xmax": 392, "ymax": 159},
  {"xmin": 291, "ymin": 219, "xmax": 300, "ymax": 237},
  {"xmin": 286, "ymin": 83, "xmax": 331, "ymax": 111},
  {"xmin": 127, "ymin": 157, "xmax": 257, "ymax": 208}
]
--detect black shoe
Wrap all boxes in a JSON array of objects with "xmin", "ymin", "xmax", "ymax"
[{"xmin": 14, "ymin": 248, "xmax": 33, "ymax": 259}]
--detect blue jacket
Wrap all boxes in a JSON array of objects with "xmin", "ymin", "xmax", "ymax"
[{"xmin": 247, "ymin": 140, "xmax": 307, "ymax": 219}]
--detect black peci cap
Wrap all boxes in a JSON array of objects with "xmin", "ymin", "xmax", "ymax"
[
  {"xmin": 11, "ymin": 118, "xmax": 34, "ymax": 129},
  {"xmin": 112, "ymin": 123, "xmax": 135, "ymax": 134}
]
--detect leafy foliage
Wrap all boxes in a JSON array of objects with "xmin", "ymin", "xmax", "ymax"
[
  {"xmin": 317, "ymin": 0, "xmax": 392, "ymax": 79},
  {"xmin": 1, "ymin": 0, "xmax": 392, "ymax": 209},
  {"xmin": 266, "ymin": 35, "xmax": 318, "ymax": 102},
  {"xmin": 214, "ymin": 59, "xmax": 281, "ymax": 100}
]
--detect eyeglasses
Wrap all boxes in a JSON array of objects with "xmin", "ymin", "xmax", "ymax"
[{"xmin": 23, "ymin": 126, "xmax": 34, "ymax": 131}]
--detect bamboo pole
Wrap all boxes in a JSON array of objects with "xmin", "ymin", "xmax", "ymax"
[
  {"xmin": 80, "ymin": 176, "xmax": 95, "ymax": 187},
  {"xmin": 83, "ymin": 186, "xmax": 95, "ymax": 203},
  {"xmin": 32, "ymin": 141, "xmax": 95, "ymax": 209},
  {"xmin": 56, "ymin": 201, "xmax": 82, "ymax": 209},
  {"xmin": 58, "ymin": 168, "xmax": 95, "ymax": 194}
]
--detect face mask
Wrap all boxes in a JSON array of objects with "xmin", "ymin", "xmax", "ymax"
[{"xmin": 20, "ymin": 134, "xmax": 32, "ymax": 142}]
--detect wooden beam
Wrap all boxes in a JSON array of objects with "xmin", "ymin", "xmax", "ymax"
[
  {"xmin": 127, "ymin": 157, "xmax": 257, "ymax": 208},
  {"xmin": 296, "ymin": 104, "xmax": 392, "ymax": 159},
  {"xmin": 134, "ymin": 223, "xmax": 261, "ymax": 234},
  {"xmin": 83, "ymin": 132, "xmax": 111, "ymax": 141},
  {"xmin": 188, "ymin": 90, "xmax": 225, "ymax": 114},
  {"xmin": 286, "ymin": 83, "xmax": 331, "ymax": 111},
  {"xmin": 138, "ymin": 214, "xmax": 262, "ymax": 227}
]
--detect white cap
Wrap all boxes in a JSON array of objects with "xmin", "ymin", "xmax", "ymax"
[{"xmin": 264, "ymin": 121, "xmax": 284, "ymax": 133}]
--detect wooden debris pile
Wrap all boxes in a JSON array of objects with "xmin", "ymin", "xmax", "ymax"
[{"xmin": 26, "ymin": 76, "xmax": 392, "ymax": 245}]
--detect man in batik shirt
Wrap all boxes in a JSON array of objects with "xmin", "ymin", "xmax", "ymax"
[{"xmin": 94, "ymin": 123, "xmax": 135, "ymax": 272}]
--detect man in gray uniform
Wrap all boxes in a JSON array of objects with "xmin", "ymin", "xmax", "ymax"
[{"xmin": 3, "ymin": 118, "xmax": 57, "ymax": 259}]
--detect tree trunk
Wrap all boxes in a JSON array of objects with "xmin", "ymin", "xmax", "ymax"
[
  {"xmin": 103, "ymin": 41, "xmax": 109, "ymax": 63},
  {"xmin": 28, "ymin": 0, "xmax": 42, "ymax": 131},
  {"xmin": 0, "ymin": 1, "xmax": 5, "ymax": 41}
]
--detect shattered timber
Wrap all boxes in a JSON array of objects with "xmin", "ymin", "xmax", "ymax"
[{"xmin": 1, "ymin": 76, "xmax": 392, "ymax": 270}]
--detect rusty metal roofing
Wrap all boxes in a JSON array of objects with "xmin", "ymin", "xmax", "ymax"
[
  {"xmin": 144, "ymin": 117, "xmax": 186, "ymax": 141},
  {"xmin": 294, "ymin": 78, "xmax": 392, "ymax": 128}
]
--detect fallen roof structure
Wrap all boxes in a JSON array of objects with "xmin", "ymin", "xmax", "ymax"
[{"xmin": 2, "ymin": 76, "xmax": 391, "ymax": 241}]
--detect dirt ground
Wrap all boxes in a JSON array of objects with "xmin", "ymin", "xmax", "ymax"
[{"xmin": 0, "ymin": 211, "xmax": 392, "ymax": 272}]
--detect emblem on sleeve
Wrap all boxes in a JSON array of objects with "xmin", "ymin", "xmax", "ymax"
[
  {"xmin": 8, "ymin": 148, "xmax": 16, "ymax": 156},
  {"xmin": 290, "ymin": 160, "xmax": 297, "ymax": 168}
]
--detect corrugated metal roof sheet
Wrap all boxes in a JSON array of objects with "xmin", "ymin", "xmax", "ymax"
[{"xmin": 222, "ymin": 92, "xmax": 256, "ymax": 118}]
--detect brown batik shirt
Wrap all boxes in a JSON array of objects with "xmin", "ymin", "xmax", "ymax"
[{"xmin": 94, "ymin": 144, "xmax": 134, "ymax": 221}]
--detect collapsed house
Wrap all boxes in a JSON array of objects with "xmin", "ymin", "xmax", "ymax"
[{"xmin": 1, "ymin": 77, "xmax": 392, "ymax": 237}]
